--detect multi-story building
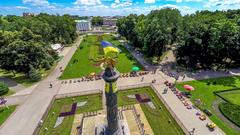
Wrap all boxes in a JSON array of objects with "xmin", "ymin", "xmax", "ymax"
[
  {"xmin": 103, "ymin": 18, "xmax": 117, "ymax": 26},
  {"xmin": 75, "ymin": 20, "xmax": 92, "ymax": 31}
]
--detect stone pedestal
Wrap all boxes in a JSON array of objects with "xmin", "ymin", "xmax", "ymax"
[{"xmin": 95, "ymin": 120, "xmax": 130, "ymax": 135}]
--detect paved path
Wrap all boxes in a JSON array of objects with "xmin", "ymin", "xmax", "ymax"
[
  {"xmin": 124, "ymin": 44, "xmax": 155, "ymax": 71},
  {"xmin": 0, "ymin": 37, "xmax": 83, "ymax": 135},
  {"xmin": 2, "ymin": 37, "xmax": 238, "ymax": 135},
  {"xmin": 152, "ymin": 84, "xmax": 225, "ymax": 135},
  {"xmin": 0, "ymin": 77, "xmax": 26, "ymax": 92}
]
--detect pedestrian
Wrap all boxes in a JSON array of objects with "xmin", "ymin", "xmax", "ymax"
[
  {"xmin": 192, "ymin": 128, "xmax": 195, "ymax": 135},
  {"xmin": 141, "ymin": 77, "xmax": 144, "ymax": 82},
  {"xmin": 182, "ymin": 74, "xmax": 186, "ymax": 80},
  {"xmin": 49, "ymin": 82, "xmax": 53, "ymax": 88}
]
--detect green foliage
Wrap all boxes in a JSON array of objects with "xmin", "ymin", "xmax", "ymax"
[
  {"xmin": 91, "ymin": 16, "xmax": 103, "ymax": 26},
  {"xmin": 43, "ymin": 61, "xmax": 51, "ymax": 70},
  {"xmin": 177, "ymin": 11, "xmax": 240, "ymax": 69},
  {"xmin": 118, "ymin": 9, "xmax": 240, "ymax": 70},
  {"xmin": 28, "ymin": 65, "xmax": 41, "ymax": 82},
  {"xmin": 0, "ymin": 13, "xmax": 77, "ymax": 80},
  {"xmin": 219, "ymin": 103, "xmax": 240, "ymax": 127},
  {"xmin": 117, "ymin": 8, "xmax": 182, "ymax": 57},
  {"xmin": 2, "ymin": 13, "xmax": 77, "ymax": 44},
  {"xmin": 0, "ymin": 82, "xmax": 9, "ymax": 96}
]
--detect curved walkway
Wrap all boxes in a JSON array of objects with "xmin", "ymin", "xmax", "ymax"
[
  {"xmin": 212, "ymin": 99, "xmax": 240, "ymax": 132},
  {"xmin": 1, "ymin": 37, "xmax": 239, "ymax": 135}
]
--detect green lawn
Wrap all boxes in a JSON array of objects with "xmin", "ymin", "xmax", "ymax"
[
  {"xmin": 218, "ymin": 90, "xmax": 240, "ymax": 105},
  {"xmin": 118, "ymin": 87, "xmax": 184, "ymax": 135},
  {"xmin": 38, "ymin": 94, "xmax": 102, "ymax": 135},
  {"xmin": 176, "ymin": 76, "xmax": 240, "ymax": 135},
  {"xmin": 0, "ymin": 105, "xmax": 16, "ymax": 125},
  {"xmin": 0, "ymin": 61, "xmax": 58, "ymax": 87},
  {"xmin": 102, "ymin": 34, "xmax": 142, "ymax": 73},
  {"xmin": 60, "ymin": 34, "xmax": 142, "ymax": 79},
  {"xmin": 219, "ymin": 103, "xmax": 240, "ymax": 127},
  {"xmin": 3, "ymin": 90, "xmax": 15, "ymax": 97}
]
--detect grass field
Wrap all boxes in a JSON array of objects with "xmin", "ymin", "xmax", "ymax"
[
  {"xmin": 60, "ymin": 34, "xmax": 142, "ymax": 79},
  {"xmin": 218, "ymin": 90, "xmax": 240, "ymax": 105},
  {"xmin": 0, "ymin": 61, "xmax": 58, "ymax": 87},
  {"xmin": 0, "ymin": 105, "xmax": 16, "ymax": 125},
  {"xmin": 219, "ymin": 103, "xmax": 240, "ymax": 127},
  {"xmin": 118, "ymin": 87, "xmax": 184, "ymax": 135},
  {"xmin": 38, "ymin": 94, "xmax": 102, "ymax": 135},
  {"xmin": 176, "ymin": 76, "xmax": 240, "ymax": 135}
]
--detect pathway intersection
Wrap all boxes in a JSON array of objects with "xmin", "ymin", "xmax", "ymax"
[{"xmin": 1, "ymin": 36, "xmax": 239, "ymax": 135}]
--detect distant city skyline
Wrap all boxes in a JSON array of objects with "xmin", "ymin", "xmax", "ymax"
[{"xmin": 0, "ymin": 0, "xmax": 240, "ymax": 16}]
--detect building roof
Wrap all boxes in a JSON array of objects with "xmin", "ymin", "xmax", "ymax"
[
  {"xmin": 75, "ymin": 20, "xmax": 90, "ymax": 23},
  {"xmin": 51, "ymin": 44, "xmax": 62, "ymax": 50}
]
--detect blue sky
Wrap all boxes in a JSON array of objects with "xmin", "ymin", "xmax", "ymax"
[{"xmin": 0, "ymin": 0, "xmax": 240, "ymax": 16}]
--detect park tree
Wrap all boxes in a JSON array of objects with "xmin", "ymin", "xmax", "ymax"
[
  {"xmin": 28, "ymin": 65, "xmax": 41, "ymax": 82},
  {"xmin": 91, "ymin": 16, "xmax": 103, "ymax": 26},
  {"xmin": 176, "ymin": 11, "xmax": 240, "ymax": 69},
  {"xmin": 0, "ymin": 39, "xmax": 54, "ymax": 74},
  {"xmin": 0, "ymin": 82, "xmax": 9, "ymax": 96},
  {"xmin": 0, "ymin": 13, "xmax": 77, "ymax": 79}
]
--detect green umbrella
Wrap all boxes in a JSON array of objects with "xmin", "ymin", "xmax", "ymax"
[{"xmin": 132, "ymin": 66, "xmax": 140, "ymax": 71}]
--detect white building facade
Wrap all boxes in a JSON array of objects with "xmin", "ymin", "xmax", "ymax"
[
  {"xmin": 75, "ymin": 20, "xmax": 92, "ymax": 31},
  {"xmin": 103, "ymin": 18, "xmax": 117, "ymax": 26}
]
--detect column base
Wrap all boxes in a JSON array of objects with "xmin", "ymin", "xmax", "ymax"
[{"xmin": 95, "ymin": 120, "xmax": 130, "ymax": 135}]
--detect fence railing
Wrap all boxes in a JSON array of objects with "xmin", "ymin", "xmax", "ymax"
[
  {"xmin": 150, "ymin": 85, "xmax": 189, "ymax": 135},
  {"xmin": 118, "ymin": 83, "xmax": 151, "ymax": 90},
  {"xmin": 55, "ymin": 89, "xmax": 102, "ymax": 99}
]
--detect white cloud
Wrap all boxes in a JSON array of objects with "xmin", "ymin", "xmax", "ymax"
[
  {"xmin": 144, "ymin": 0, "xmax": 155, "ymax": 4},
  {"xmin": 205, "ymin": 0, "xmax": 240, "ymax": 8},
  {"xmin": 115, "ymin": 0, "xmax": 120, "ymax": 4},
  {"xmin": 111, "ymin": 0, "xmax": 132, "ymax": 8},
  {"xmin": 176, "ymin": 0, "xmax": 202, "ymax": 2},
  {"xmin": 158, "ymin": 4, "xmax": 196, "ymax": 15},
  {"xmin": 74, "ymin": 0, "xmax": 102, "ymax": 6},
  {"xmin": 159, "ymin": 4, "xmax": 178, "ymax": 9},
  {"xmin": 23, "ymin": 0, "xmax": 55, "ymax": 8},
  {"xmin": 15, "ymin": 6, "xmax": 30, "ymax": 9}
]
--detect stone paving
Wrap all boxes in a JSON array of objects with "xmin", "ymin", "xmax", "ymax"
[
  {"xmin": 71, "ymin": 114, "xmax": 83, "ymax": 135},
  {"xmin": 152, "ymin": 84, "xmax": 225, "ymax": 135},
  {"xmin": 2, "ymin": 36, "xmax": 240, "ymax": 135},
  {"xmin": 123, "ymin": 110, "xmax": 140, "ymax": 135}
]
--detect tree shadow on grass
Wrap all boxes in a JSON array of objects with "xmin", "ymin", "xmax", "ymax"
[{"xmin": 198, "ymin": 76, "xmax": 240, "ymax": 88}]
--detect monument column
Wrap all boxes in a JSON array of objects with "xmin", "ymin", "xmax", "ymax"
[{"xmin": 102, "ymin": 67, "xmax": 120, "ymax": 135}]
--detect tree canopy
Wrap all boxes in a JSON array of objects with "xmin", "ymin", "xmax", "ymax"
[
  {"xmin": 91, "ymin": 16, "xmax": 103, "ymax": 26},
  {"xmin": 0, "ymin": 13, "xmax": 77, "ymax": 77},
  {"xmin": 117, "ymin": 9, "xmax": 240, "ymax": 70}
]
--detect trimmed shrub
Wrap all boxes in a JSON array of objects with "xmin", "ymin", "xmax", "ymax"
[{"xmin": 0, "ymin": 82, "xmax": 9, "ymax": 96}]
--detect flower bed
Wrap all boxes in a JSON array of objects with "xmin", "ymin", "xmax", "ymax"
[{"xmin": 59, "ymin": 103, "xmax": 77, "ymax": 117}]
